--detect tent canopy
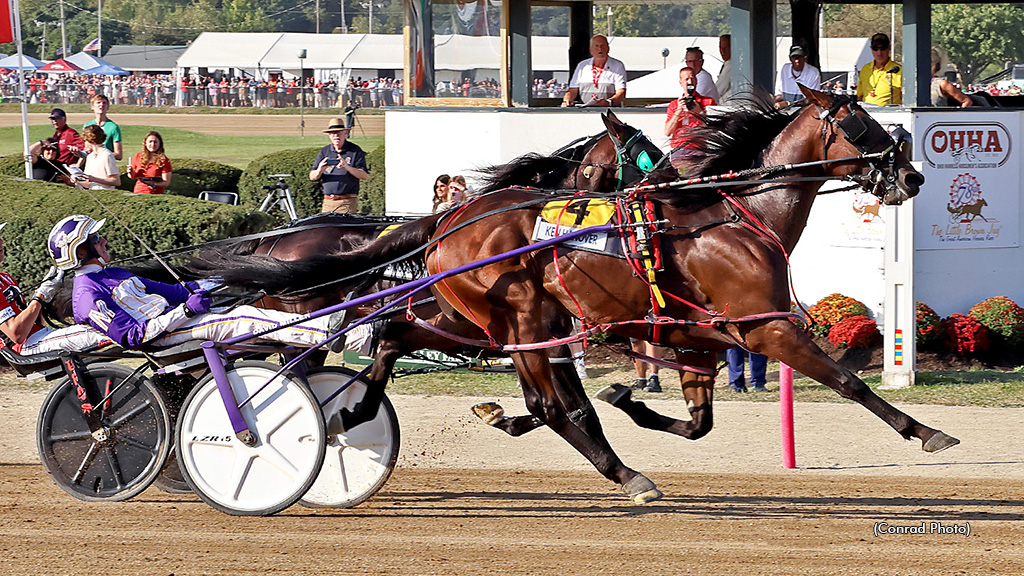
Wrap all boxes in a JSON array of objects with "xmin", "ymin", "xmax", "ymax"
[
  {"xmin": 65, "ymin": 52, "xmax": 114, "ymax": 70},
  {"xmin": 0, "ymin": 54, "xmax": 46, "ymax": 70},
  {"xmin": 79, "ymin": 63, "xmax": 129, "ymax": 76},
  {"xmin": 37, "ymin": 58, "xmax": 83, "ymax": 73}
]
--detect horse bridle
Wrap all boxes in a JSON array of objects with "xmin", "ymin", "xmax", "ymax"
[
  {"xmin": 611, "ymin": 126, "xmax": 659, "ymax": 190},
  {"xmin": 818, "ymin": 98, "xmax": 905, "ymax": 198}
]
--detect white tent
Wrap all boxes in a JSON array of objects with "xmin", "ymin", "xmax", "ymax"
[
  {"xmin": 0, "ymin": 54, "xmax": 46, "ymax": 69},
  {"xmin": 65, "ymin": 52, "xmax": 112, "ymax": 70}
]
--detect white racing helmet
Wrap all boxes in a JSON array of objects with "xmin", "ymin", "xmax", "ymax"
[{"xmin": 48, "ymin": 215, "xmax": 106, "ymax": 271}]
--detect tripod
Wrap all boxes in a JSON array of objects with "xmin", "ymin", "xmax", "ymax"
[{"xmin": 258, "ymin": 174, "xmax": 299, "ymax": 221}]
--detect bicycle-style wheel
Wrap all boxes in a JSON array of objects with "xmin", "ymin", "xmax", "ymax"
[
  {"xmin": 300, "ymin": 366, "xmax": 400, "ymax": 508},
  {"xmin": 36, "ymin": 363, "xmax": 171, "ymax": 502},
  {"xmin": 175, "ymin": 360, "xmax": 326, "ymax": 516}
]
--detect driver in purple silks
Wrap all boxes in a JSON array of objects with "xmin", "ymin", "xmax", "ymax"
[{"xmin": 51, "ymin": 215, "xmax": 370, "ymax": 352}]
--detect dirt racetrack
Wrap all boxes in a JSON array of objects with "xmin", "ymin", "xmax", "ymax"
[{"xmin": 2, "ymin": 389, "xmax": 1023, "ymax": 575}]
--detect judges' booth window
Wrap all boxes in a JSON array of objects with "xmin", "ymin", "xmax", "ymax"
[
  {"xmin": 407, "ymin": 0, "xmax": 504, "ymax": 105},
  {"xmin": 530, "ymin": 3, "xmax": 571, "ymax": 105}
]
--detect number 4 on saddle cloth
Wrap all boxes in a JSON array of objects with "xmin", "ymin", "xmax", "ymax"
[{"xmin": 531, "ymin": 197, "xmax": 665, "ymax": 306}]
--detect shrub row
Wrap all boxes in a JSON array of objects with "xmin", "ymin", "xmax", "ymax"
[
  {"xmin": 0, "ymin": 179, "xmax": 272, "ymax": 287},
  {"xmin": 807, "ymin": 292, "xmax": 1024, "ymax": 357}
]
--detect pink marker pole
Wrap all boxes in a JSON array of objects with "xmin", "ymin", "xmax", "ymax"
[{"xmin": 779, "ymin": 363, "xmax": 796, "ymax": 468}]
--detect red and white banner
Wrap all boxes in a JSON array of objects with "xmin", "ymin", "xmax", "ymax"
[{"xmin": 1, "ymin": 0, "xmax": 15, "ymax": 44}]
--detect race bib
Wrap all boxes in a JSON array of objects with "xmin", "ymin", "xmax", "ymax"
[{"xmin": 541, "ymin": 198, "xmax": 616, "ymax": 229}]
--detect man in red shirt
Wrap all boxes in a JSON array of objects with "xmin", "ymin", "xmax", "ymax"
[
  {"xmin": 664, "ymin": 67, "xmax": 716, "ymax": 170},
  {"xmin": 27, "ymin": 109, "xmax": 86, "ymax": 166}
]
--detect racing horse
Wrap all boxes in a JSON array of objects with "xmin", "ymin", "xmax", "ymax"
[{"xmin": 207, "ymin": 87, "xmax": 958, "ymax": 503}]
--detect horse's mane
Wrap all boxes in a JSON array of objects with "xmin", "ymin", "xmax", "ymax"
[
  {"xmin": 475, "ymin": 133, "xmax": 603, "ymax": 193},
  {"xmin": 677, "ymin": 92, "xmax": 798, "ymax": 179}
]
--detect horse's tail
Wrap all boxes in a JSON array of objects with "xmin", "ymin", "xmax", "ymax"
[{"xmin": 188, "ymin": 212, "xmax": 446, "ymax": 297}]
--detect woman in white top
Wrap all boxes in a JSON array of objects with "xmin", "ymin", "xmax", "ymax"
[{"xmin": 78, "ymin": 124, "xmax": 121, "ymax": 190}]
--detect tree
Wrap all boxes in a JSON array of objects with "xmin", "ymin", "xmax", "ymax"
[{"xmin": 933, "ymin": 4, "xmax": 1024, "ymax": 84}]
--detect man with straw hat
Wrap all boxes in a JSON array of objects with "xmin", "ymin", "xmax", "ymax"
[{"xmin": 309, "ymin": 117, "xmax": 370, "ymax": 213}]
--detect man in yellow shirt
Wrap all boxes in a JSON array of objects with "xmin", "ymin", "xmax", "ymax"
[{"xmin": 856, "ymin": 33, "xmax": 902, "ymax": 106}]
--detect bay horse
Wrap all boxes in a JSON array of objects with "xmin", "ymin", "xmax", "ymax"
[{"xmin": 207, "ymin": 87, "xmax": 957, "ymax": 503}]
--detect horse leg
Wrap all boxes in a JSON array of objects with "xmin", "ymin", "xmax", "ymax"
[
  {"xmin": 595, "ymin": 350, "xmax": 716, "ymax": 440},
  {"xmin": 750, "ymin": 319, "xmax": 959, "ymax": 452},
  {"xmin": 510, "ymin": 347, "xmax": 662, "ymax": 503}
]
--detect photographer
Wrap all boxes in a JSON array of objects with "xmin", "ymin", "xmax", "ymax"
[
  {"xmin": 665, "ymin": 67, "xmax": 716, "ymax": 169},
  {"xmin": 309, "ymin": 117, "xmax": 370, "ymax": 213}
]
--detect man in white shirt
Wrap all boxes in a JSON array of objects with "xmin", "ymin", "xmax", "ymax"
[
  {"xmin": 562, "ymin": 35, "xmax": 627, "ymax": 107},
  {"xmin": 715, "ymin": 34, "xmax": 732, "ymax": 102},
  {"xmin": 684, "ymin": 46, "xmax": 720, "ymax": 103},
  {"xmin": 776, "ymin": 45, "xmax": 821, "ymax": 107}
]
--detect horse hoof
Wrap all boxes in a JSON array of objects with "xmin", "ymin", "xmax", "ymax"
[
  {"xmin": 595, "ymin": 384, "xmax": 631, "ymax": 406},
  {"xmin": 621, "ymin": 474, "xmax": 663, "ymax": 504},
  {"xmin": 471, "ymin": 402, "xmax": 505, "ymax": 426},
  {"xmin": 922, "ymin": 431, "xmax": 960, "ymax": 453}
]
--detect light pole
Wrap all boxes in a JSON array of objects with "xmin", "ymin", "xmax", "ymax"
[
  {"xmin": 298, "ymin": 49, "xmax": 307, "ymax": 137},
  {"xmin": 33, "ymin": 20, "xmax": 62, "ymax": 60},
  {"xmin": 607, "ymin": 7, "xmax": 612, "ymax": 36},
  {"xmin": 661, "ymin": 48, "xmax": 669, "ymax": 69}
]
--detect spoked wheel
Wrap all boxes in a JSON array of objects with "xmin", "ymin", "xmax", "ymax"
[
  {"xmin": 36, "ymin": 363, "xmax": 171, "ymax": 502},
  {"xmin": 301, "ymin": 366, "xmax": 400, "ymax": 508},
  {"xmin": 175, "ymin": 360, "xmax": 326, "ymax": 516}
]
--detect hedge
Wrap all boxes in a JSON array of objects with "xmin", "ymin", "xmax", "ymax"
[
  {"xmin": 238, "ymin": 143, "xmax": 386, "ymax": 225},
  {"xmin": 6, "ymin": 155, "xmax": 241, "ymax": 199},
  {"xmin": 0, "ymin": 178, "xmax": 273, "ymax": 286}
]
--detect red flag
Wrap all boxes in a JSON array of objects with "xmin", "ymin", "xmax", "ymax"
[{"xmin": 1, "ymin": 0, "xmax": 14, "ymax": 44}]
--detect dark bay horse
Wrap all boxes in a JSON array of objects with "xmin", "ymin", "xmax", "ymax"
[{"xmin": 209, "ymin": 88, "xmax": 957, "ymax": 503}]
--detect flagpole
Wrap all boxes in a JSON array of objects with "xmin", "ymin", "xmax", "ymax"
[{"xmin": 12, "ymin": 0, "xmax": 33, "ymax": 178}]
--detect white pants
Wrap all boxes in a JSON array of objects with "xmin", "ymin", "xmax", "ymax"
[
  {"xmin": 155, "ymin": 305, "xmax": 373, "ymax": 354},
  {"xmin": 19, "ymin": 324, "xmax": 111, "ymax": 356}
]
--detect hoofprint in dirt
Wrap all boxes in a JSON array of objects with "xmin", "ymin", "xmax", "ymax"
[{"xmin": 1, "ymin": 464, "xmax": 1022, "ymax": 576}]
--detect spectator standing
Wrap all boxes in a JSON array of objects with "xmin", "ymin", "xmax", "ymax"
[
  {"xmin": 665, "ymin": 67, "xmax": 715, "ymax": 170},
  {"xmin": 630, "ymin": 340, "xmax": 663, "ymax": 393},
  {"xmin": 77, "ymin": 124, "xmax": 121, "ymax": 190},
  {"xmin": 727, "ymin": 348, "xmax": 768, "ymax": 393},
  {"xmin": 856, "ymin": 33, "xmax": 902, "ymax": 106},
  {"xmin": 715, "ymin": 34, "xmax": 732, "ymax": 102},
  {"xmin": 30, "ymin": 108, "xmax": 85, "ymax": 166},
  {"xmin": 775, "ymin": 45, "xmax": 821, "ymax": 107},
  {"xmin": 431, "ymin": 174, "xmax": 451, "ymax": 213},
  {"xmin": 561, "ymin": 35, "xmax": 627, "ymax": 107},
  {"xmin": 128, "ymin": 131, "xmax": 173, "ymax": 194},
  {"xmin": 309, "ymin": 118, "xmax": 370, "ymax": 213},
  {"xmin": 83, "ymin": 94, "xmax": 122, "ymax": 160},
  {"xmin": 930, "ymin": 46, "xmax": 972, "ymax": 107},
  {"xmin": 684, "ymin": 46, "xmax": 721, "ymax": 103}
]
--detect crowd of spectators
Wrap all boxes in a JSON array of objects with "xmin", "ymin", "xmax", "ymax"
[
  {"xmin": 0, "ymin": 71, "xmax": 403, "ymax": 108},
  {"xmin": 435, "ymin": 77, "xmax": 501, "ymax": 98}
]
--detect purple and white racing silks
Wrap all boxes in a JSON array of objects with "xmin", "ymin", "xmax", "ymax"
[{"xmin": 72, "ymin": 264, "xmax": 372, "ymax": 352}]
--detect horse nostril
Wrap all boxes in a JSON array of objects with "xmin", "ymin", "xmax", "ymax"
[{"xmin": 904, "ymin": 171, "xmax": 925, "ymax": 188}]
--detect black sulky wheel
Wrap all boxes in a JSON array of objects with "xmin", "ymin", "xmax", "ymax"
[{"xmin": 36, "ymin": 363, "xmax": 172, "ymax": 502}]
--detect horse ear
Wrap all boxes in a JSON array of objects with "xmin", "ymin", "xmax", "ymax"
[
  {"xmin": 602, "ymin": 110, "xmax": 627, "ymax": 142},
  {"xmin": 798, "ymin": 83, "xmax": 832, "ymax": 109}
]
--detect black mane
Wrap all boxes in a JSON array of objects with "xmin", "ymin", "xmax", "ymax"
[
  {"xmin": 678, "ymin": 92, "xmax": 797, "ymax": 179},
  {"xmin": 474, "ymin": 133, "xmax": 604, "ymax": 193}
]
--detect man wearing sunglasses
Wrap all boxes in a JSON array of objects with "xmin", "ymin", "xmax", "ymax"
[{"xmin": 856, "ymin": 33, "xmax": 902, "ymax": 106}]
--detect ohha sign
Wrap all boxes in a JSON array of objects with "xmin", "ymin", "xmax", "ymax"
[{"xmin": 922, "ymin": 122, "xmax": 1012, "ymax": 169}]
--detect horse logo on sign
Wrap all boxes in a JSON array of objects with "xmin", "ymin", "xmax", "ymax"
[{"xmin": 947, "ymin": 173, "xmax": 988, "ymax": 222}]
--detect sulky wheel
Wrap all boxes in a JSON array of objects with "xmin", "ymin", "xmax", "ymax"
[
  {"xmin": 300, "ymin": 366, "xmax": 400, "ymax": 508},
  {"xmin": 175, "ymin": 360, "xmax": 326, "ymax": 516},
  {"xmin": 36, "ymin": 363, "xmax": 171, "ymax": 502}
]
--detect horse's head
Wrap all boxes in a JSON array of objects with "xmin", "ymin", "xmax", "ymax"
[
  {"xmin": 583, "ymin": 111, "xmax": 671, "ymax": 190},
  {"xmin": 799, "ymin": 85, "xmax": 924, "ymax": 205}
]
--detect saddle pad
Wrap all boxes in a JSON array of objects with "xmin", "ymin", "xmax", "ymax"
[{"xmin": 541, "ymin": 198, "xmax": 616, "ymax": 228}]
